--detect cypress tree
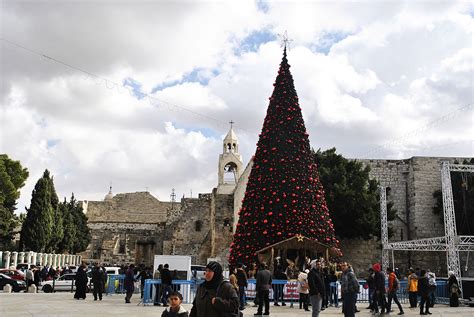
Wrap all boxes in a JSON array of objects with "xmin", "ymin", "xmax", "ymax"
[
  {"xmin": 20, "ymin": 170, "xmax": 54, "ymax": 252},
  {"xmin": 69, "ymin": 193, "xmax": 91, "ymax": 254},
  {"xmin": 58, "ymin": 197, "xmax": 75, "ymax": 253},
  {"xmin": 229, "ymin": 48, "xmax": 338, "ymax": 267}
]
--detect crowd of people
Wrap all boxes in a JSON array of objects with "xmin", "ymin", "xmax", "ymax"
[
  {"xmin": 224, "ymin": 258, "xmax": 463, "ymax": 317},
  {"xmin": 13, "ymin": 257, "xmax": 463, "ymax": 316}
]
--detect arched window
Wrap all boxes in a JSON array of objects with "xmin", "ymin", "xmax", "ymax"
[{"xmin": 224, "ymin": 162, "xmax": 238, "ymax": 184}]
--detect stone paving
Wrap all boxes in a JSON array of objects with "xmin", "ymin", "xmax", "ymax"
[{"xmin": 1, "ymin": 292, "xmax": 473, "ymax": 317}]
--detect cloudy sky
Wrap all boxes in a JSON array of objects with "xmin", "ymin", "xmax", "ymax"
[{"xmin": 1, "ymin": 0, "xmax": 473, "ymax": 214}]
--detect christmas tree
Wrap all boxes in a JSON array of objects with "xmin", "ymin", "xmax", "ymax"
[{"xmin": 229, "ymin": 47, "xmax": 339, "ymax": 267}]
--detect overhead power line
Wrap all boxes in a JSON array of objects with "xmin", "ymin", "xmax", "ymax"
[
  {"xmin": 1, "ymin": 37, "xmax": 254, "ymax": 134},
  {"xmin": 360, "ymin": 103, "xmax": 474, "ymax": 158}
]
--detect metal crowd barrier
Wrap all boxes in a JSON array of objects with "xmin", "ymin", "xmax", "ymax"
[
  {"xmin": 131, "ymin": 278, "xmax": 451, "ymax": 307},
  {"xmin": 105, "ymin": 274, "xmax": 125, "ymax": 295}
]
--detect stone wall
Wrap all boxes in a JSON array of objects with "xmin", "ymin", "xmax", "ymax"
[
  {"xmin": 338, "ymin": 238, "xmax": 381, "ymax": 278},
  {"xmin": 211, "ymin": 192, "xmax": 235, "ymax": 262},
  {"xmin": 81, "ymin": 222, "xmax": 165, "ymax": 266},
  {"xmin": 359, "ymin": 156, "xmax": 473, "ymax": 277},
  {"xmin": 83, "ymin": 191, "xmax": 170, "ymax": 223},
  {"xmin": 162, "ymin": 195, "xmax": 213, "ymax": 264}
]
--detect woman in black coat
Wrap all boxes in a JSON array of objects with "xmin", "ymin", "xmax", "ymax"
[
  {"xmin": 74, "ymin": 264, "xmax": 88, "ymax": 299},
  {"xmin": 189, "ymin": 261, "xmax": 239, "ymax": 317},
  {"xmin": 448, "ymin": 271, "xmax": 460, "ymax": 307},
  {"xmin": 417, "ymin": 270, "xmax": 430, "ymax": 315}
]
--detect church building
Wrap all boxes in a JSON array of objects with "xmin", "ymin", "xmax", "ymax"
[
  {"xmin": 80, "ymin": 125, "xmax": 244, "ymax": 267},
  {"xmin": 80, "ymin": 125, "xmax": 472, "ymax": 276}
]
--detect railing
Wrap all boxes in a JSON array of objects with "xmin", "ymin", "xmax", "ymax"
[
  {"xmin": 105, "ymin": 274, "xmax": 125, "ymax": 294},
  {"xmin": 125, "ymin": 278, "xmax": 451, "ymax": 306}
]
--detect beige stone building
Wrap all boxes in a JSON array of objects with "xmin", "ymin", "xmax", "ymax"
[
  {"xmin": 80, "ymin": 127, "xmax": 243, "ymax": 267},
  {"xmin": 81, "ymin": 126, "xmax": 472, "ymax": 275}
]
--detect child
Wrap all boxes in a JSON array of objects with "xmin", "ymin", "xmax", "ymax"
[{"xmin": 161, "ymin": 291, "xmax": 189, "ymax": 317}]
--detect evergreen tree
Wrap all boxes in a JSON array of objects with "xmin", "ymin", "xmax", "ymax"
[
  {"xmin": 229, "ymin": 48, "xmax": 338, "ymax": 267},
  {"xmin": 58, "ymin": 197, "xmax": 75, "ymax": 253},
  {"xmin": 314, "ymin": 148, "xmax": 396, "ymax": 239},
  {"xmin": 0, "ymin": 154, "xmax": 29, "ymax": 247},
  {"xmin": 48, "ymin": 194, "xmax": 64, "ymax": 252},
  {"xmin": 68, "ymin": 193, "xmax": 91, "ymax": 254},
  {"xmin": 20, "ymin": 170, "xmax": 54, "ymax": 252}
]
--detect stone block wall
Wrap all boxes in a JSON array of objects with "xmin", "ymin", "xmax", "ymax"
[
  {"xmin": 358, "ymin": 157, "xmax": 473, "ymax": 277},
  {"xmin": 162, "ymin": 195, "xmax": 213, "ymax": 265},
  {"xmin": 81, "ymin": 222, "xmax": 165, "ymax": 266},
  {"xmin": 212, "ymin": 192, "xmax": 235, "ymax": 262}
]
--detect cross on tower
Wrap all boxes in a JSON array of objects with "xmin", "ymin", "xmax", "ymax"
[{"xmin": 229, "ymin": 120, "xmax": 234, "ymax": 129}]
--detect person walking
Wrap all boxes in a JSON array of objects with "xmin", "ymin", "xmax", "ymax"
[
  {"xmin": 373, "ymin": 263, "xmax": 387, "ymax": 314},
  {"xmin": 154, "ymin": 264, "xmax": 163, "ymax": 306},
  {"xmin": 308, "ymin": 260, "xmax": 325, "ymax": 317},
  {"xmin": 272, "ymin": 264, "xmax": 287, "ymax": 307},
  {"xmin": 189, "ymin": 261, "xmax": 239, "ymax": 317},
  {"xmin": 298, "ymin": 269, "xmax": 310, "ymax": 311},
  {"xmin": 447, "ymin": 271, "xmax": 460, "ymax": 307},
  {"xmin": 236, "ymin": 263, "xmax": 248, "ymax": 310},
  {"xmin": 341, "ymin": 262, "xmax": 359, "ymax": 317},
  {"xmin": 24, "ymin": 268, "xmax": 34, "ymax": 292},
  {"xmin": 366, "ymin": 268, "xmax": 376, "ymax": 311},
  {"xmin": 124, "ymin": 264, "xmax": 136, "ymax": 304},
  {"xmin": 328, "ymin": 268, "xmax": 339, "ymax": 308},
  {"xmin": 74, "ymin": 263, "xmax": 88, "ymax": 300},
  {"xmin": 407, "ymin": 268, "xmax": 418, "ymax": 308},
  {"xmin": 92, "ymin": 263, "xmax": 105, "ymax": 301},
  {"xmin": 418, "ymin": 270, "xmax": 431, "ymax": 315},
  {"xmin": 322, "ymin": 267, "xmax": 331, "ymax": 309},
  {"xmin": 386, "ymin": 267, "xmax": 404, "ymax": 315},
  {"xmin": 427, "ymin": 270, "xmax": 437, "ymax": 307},
  {"xmin": 254, "ymin": 262, "xmax": 272, "ymax": 316},
  {"xmin": 161, "ymin": 264, "xmax": 173, "ymax": 306}
]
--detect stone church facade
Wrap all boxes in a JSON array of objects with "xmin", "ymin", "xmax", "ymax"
[
  {"xmin": 80, "ymin": 127, "xmax": 472, "ymax": 275},
  {"xmin": 80, "ymin": 127, "xmax": 242, "ymax": 267}
]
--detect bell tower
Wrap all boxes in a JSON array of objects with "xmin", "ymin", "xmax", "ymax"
[{"xmin": 217, "ymin": 121, "xmax": 243, "ymax": 194}]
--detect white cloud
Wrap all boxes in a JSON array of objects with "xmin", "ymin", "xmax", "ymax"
[{"xmin": 1, "ymin": 0, "xmax": 472, "ymax": 214}]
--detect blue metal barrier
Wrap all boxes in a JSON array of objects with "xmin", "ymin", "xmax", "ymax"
[
  {"xmin": 135, "ymin": 277, "xmax": 452, "ymax": 307},
  {"xmin": 105, "ymin": 274, "xmax": 125, "ymax": 295},
  {"xmin": 142, "ymin": 279, "xmax": 203, "ymax": 305}
]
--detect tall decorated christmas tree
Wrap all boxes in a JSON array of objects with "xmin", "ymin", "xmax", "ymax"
[{"xmin": 229, "ymin": 47, "xmax": 339, "ymax": 267}]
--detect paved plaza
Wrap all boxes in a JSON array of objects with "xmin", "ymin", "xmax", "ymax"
[{"xmin": 1, "ymin": 292, "xmax": 473, "ymax": 317}]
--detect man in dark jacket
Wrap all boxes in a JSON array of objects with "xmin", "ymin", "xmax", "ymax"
[
  {"xmin": 272, "ymin": 265, "xmax": 287, "ymax": 307},
  {"xmin": 124, "ymin": 264, "xmax": 136, "ymax": 303},
  {"xmin": 161, "ymin": 264, "xmax": 173, "ymax": 306},
  {"xmin": 373, "ymin": 263, "xmax": 387, "ymax": 314},
  {"xmin": 92, "ymin": 262, "xmax": 105, "ymax": 301},
  {"xmin": 255, "ymin": 262, "xmax": 272, "ymax": 316},
  {"xmin": 308, "ymin": 259, "xmax": 325, "ymax": 317},
  {"xmin": 236, "ymin": 263, "xmax": 248, "ymax": 310},
  {"xmin": 341, "ymin": 262, "xmax": 359, "ymax": 317},
  {"xmin": 189, "ymin": 261, "xmax": 239, "ymax": 317},
  {"xmin": 418, "ymin": 270, "xmax": 431, "ymax": 315}
]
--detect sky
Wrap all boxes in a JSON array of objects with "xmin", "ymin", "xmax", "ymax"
[{"xmin": 1, "ymin": 0, "xmax": 473, "ymax": 215}]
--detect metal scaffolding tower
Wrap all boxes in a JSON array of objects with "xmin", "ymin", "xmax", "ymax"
[{"xmin": 381, "ymin": 162, "xmax": 474, "ymax": 298}]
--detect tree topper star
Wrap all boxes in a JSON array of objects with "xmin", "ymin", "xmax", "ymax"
[
  {"xmin": 296, "ymin": 234, "xmax": 304, "ymax": 242},
  {"xmin": 278, "ymin": 30, "xmax": 293, "ymax": 50}
]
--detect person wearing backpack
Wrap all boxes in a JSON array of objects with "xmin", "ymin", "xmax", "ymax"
[
  {"xmin": 427, "ymin": 270, "xmax": 437, "ymax": 307},
  {"xmin": 189, "ymin": 261, "xmax": 239, "ymax": 317},
  {"xmin": 386, "ymin": 267, "xmax": 404, "ymax": 315}
]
